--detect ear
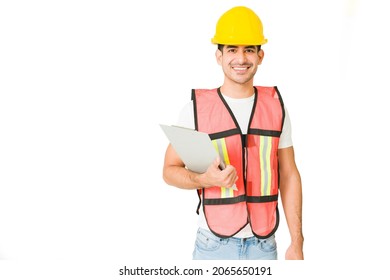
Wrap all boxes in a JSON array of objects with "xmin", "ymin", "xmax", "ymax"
[
  {"xmin": 258, "ymin": 49, "xmax": 265, "ymax": 65},
  {"xmin": 215, "ymin": 48, "xmax": 223, "ymax": 66}
]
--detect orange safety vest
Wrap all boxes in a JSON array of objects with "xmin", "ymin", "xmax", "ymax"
[{"xmin": 192, "ymin": 86, "xmax": 285, "ymax": 238}]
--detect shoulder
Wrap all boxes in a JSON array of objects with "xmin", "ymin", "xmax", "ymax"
[{"xmin": 192, "ymin": 88, "xmax": 219, "ymax": 99}]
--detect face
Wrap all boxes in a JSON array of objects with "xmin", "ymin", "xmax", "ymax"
[{"xmin": 216, "ymin": 45, "xmax": 264, "ymax": 86}]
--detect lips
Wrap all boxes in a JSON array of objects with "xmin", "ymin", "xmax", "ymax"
[
  {"xmin": 233, "ymin": 67, "xmax": 248, "ymax": 70},
  {"xmin": 232, "ymin": 65, "xmax": 251, "ymax": 72}
]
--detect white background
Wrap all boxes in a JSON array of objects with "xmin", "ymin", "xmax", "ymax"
[{"xmin": 1, "ymin": 0, "xmax": 389, "ymax": 279}]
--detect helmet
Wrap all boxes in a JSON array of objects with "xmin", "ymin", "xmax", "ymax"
[{"xmin": 211, "ymin": 6, "xmax": 268, "ymax": 45}]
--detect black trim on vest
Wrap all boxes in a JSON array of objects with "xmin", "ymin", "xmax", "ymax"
[
  {"xmin": 274, "ymin": 86, "xmax": 285, "ymax": 131},
  {"xmin": 203, "ymin": 194, "xmax": 247, "ymax": 205},
  {"xmin": 248, "ymin": 128, "xmax": 281, "ymax": 137},
  {"xmin": 241, "ymin": 134, "xmax": 247, "ymax": 145},
  {"xmin": 196, "ymin": 189, "xmax": 202, "ymax": 215},
  {"xmin": 247, "ymin": 194, "xmax": 278, "ymax": 203},
  {"xmin": 247, "ymin": 87, "xmax": 258, "ymax": 133},
  {"xmin": 209, "ymin": 128, "xmax": 241, "ymax": 140},
  {"xmin": 273, "ymin": 86, "xmax": 284, "ymax": 193},
  {"xmin": 191, "ymin": 89, "xmax": 199, "ymax": 131},
  {"xmin": 192, "ymin": 89, "xmax": 201, "ymax": 215},
  {"xmin": 203, "ymin": 194, "xmax": 278, "ymax": 205}
]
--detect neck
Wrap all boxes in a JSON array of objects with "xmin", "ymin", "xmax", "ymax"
[{"xmin": 220, "ymin": 82, "xmax": 254, "ymax": 99}]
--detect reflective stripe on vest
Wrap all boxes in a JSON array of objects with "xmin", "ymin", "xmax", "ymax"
[{"xmin": 192, "ymin": 86, "xmax": 285, "ymax": 238}]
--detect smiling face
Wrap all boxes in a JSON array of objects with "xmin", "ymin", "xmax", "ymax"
[{"xmin": 216, "ymin": 45, "xmax": 264, "ymax": 88}]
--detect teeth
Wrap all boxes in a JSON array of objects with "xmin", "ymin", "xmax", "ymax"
[{"xmin": 233, "ymin": 67, "xmax": 247, "ymax": 70}]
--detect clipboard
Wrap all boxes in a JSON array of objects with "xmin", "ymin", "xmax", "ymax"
[
  {"xmin": 160, "ymin": 124, "xmax": 218, "ymax": 173},
  {"xmin": 160, "ymin": 124, "xmax": 237, "ymax": 190}
]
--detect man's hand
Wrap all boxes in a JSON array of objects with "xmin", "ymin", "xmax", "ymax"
[
  {"xmin": 285, "ymin": 242, "xmax": 304, "ymax": 260},
  {"xmin": 200, "ymin": 157, "xmax": 238, "ymax": 189}
]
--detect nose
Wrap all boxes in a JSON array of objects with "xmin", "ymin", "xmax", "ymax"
[{"xmin": 236, "ymin": 49, "xmax": 247, "ymax": 64}]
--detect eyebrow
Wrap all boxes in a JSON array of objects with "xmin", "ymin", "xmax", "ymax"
[{"xmin": 225, "ymin": 45, "xmax": 257, "ymax": 50}]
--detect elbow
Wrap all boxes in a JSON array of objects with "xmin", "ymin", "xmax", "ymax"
[
  {"xmin": 162, "ymin": 169, "xmax": 169, "ymax": 185},
  {"xmin": 162, "ymin": 174, "xmax": 171, "ymax": 186},
  {"xmin": 162, "ymin": 167, "xmax": 174, "ymax": 186}
]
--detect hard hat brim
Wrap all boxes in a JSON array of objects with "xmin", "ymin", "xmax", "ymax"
[{"xmin": 211, "ymin": 38, "xmax": 268, "ymax": 46}]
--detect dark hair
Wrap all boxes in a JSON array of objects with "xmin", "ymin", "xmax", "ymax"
[{"xmin": 217, "ymin": 44, "xmax": 262, "ymax": 52}]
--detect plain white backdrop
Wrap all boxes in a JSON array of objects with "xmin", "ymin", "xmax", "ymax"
[{"xmin": 1, "ymin": 0, "xmax": 389, "ymax": 279}]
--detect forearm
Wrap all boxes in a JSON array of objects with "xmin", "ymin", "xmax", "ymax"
[
  {"xmin": 163, "ymin": 145, "xmax": 238, "ymax": 190},
  {"xmin": 280, "ymin": 171, "xmax": 304, "ymax": 247},
  {"xmin": 163, "ymin": 165, "xmax": 205, "ymax": 190}
]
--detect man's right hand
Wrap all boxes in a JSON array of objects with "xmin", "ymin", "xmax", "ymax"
[{"xmin": 200, "ymin": 157, "xmax": 238, "ymax": 189}]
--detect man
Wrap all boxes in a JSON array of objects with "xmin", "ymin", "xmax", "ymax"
[{"xmin": 163, "ymin": 6, "xmax": 304, "ymax": 260}]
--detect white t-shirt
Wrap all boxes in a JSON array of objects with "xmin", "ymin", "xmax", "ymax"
[{"xmin": 176, "ymin": 93, "xmax": 293, "ymax": 238}]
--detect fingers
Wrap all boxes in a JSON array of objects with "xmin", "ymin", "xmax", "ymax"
[
  {"xmin": 204, "ymin": 158, "xmax": 238, "ymax": 188},
  {"xmin": 213, "ymin": 156, "xmax": 221, "ymax": 169},
  {"xmin": 219, "ymin": 165, "xmax": 238, "ymax": 188}
]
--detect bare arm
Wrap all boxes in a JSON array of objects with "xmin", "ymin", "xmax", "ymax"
[
  {"xmin": 162, "ymin": 144, "xmax": 238, "ymax": 190},
  {"xmin": 278, "ymin": 146, "xmax": 304, "ymax": 260}
]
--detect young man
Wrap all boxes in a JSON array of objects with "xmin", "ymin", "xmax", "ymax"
[{"xmin": 163, "ymin": 6, "xmax": 304, "ymax": 260}]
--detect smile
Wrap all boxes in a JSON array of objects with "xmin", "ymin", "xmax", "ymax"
[{"xmin": 232, "ymin": 65, "xmax": 251, "ymax": 73}]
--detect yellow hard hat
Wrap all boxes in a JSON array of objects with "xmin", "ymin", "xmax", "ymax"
[{"xmin": 211, "ymin": 6, "xmax": 268, "ymax": 45}]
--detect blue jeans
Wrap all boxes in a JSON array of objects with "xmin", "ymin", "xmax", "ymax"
[{"xmin": 192, "ymin": 228, "xmax": 277, "ymax": 260}]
